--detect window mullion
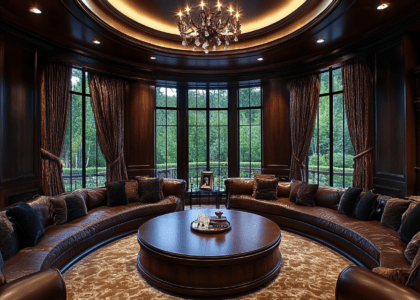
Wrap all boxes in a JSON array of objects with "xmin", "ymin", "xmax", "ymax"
[{"xmin": 329, "ymin": 68, "xmax": 334, "ymax": 187}]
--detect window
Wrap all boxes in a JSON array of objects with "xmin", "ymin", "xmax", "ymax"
[
  {"xmin": 307, "ymin": 67, "xmax": 355, "ymax": 188},
  {"xmin": 238, "ymin": 87, "xmax": 262, "ymax": 178},
  {"xmin": 188, "ymin": 88, "xmax": 228, "ymax": 191},
  {"xmin": 155, "ymin": 87, "xmax": 178, "ymax": 179},
  {"xmin": 60, "ymin": 68, "xmax": 106, "ymax": 192}
]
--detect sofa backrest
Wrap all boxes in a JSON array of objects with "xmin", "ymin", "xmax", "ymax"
[
  {"xmin": 315, "ymin": 186, "xmax": 344, "ymax": 210},
  {"xmin": 277, "ymin": 182, "xmax": 291, "ymax": 198}
]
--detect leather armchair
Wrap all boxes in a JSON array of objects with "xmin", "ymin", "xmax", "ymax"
[
  {"xmin": 336, "ymin": 266, "xmax": 420, "ymax": 300},
  {"xmin": 0, "ymin": 269, "xmax": 66, "ymax": 300}
]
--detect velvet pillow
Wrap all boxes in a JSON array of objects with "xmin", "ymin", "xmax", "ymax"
[
  {"xmin": 398, "ymin": 204, "xmax": 420, "ymax": 243},
  {"xmin": 252, "ymin": 178, "xmax": 279, "ymax": 200},
  {"xmin": 354, "ymin": 190, "xmax": 378, "ymax": 221},
  {"xmin": 137, "ymin": 178, "xmax": 161, "ymax": 203},
  {"xmin": 289, "ymin": 180, "xmax": 303, "ymax": 203},
  {"xmin": 372, "ymin": 267, "xmax": 410, "ymax": 285},
  {"xmin": 0, "ymin": 252, "xmax": 6, "ymax": 286},
  {"xmin": 6, "ymin": 202, "xmax": 45, "ymax": 247},
  {"xmin": 49, "ymin": 198, "xmax": 68, "ymax": 225},
  {"xmin": 380, "ymin": 199, "xmax": 410, "ymax": 231},
  {"xmin": 136, "ymin": 177, "xmax": 164, "ymax": 200},
  {"xmin": 402, "ymin": 202, "xmax": 419, "ymax": 223},
  {"xmin": 337, "ymin": 187, "xmax": 363, "ymax": 216},
  {"xmin": 296, "ymin": 183, "xmax": 319, "ymax": 207},
  {"xmin": 125, "ymin": 180, "xmax": 141, "ymax": 203},
  {"xmin": 106, "ymin": 181, "xmax": 129, "ymax": 207},
  {"xmin": 0, "ymin": 211, "xmax": 19, "ymax": 261},
  {"xmin": 65, "ymin": 195, "xmax": 87, "ymax": 222},
  {"xmin": 405, "ymin": 232, "xmax": 420, "ymax": 264},
  {"xmin": 406, "ymin": 249, "xmax": 420, "ymax": 292}
]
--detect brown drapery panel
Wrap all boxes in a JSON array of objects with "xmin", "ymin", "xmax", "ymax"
[
  {"xmin": 342, "ymin": 58, "xmax": 374, "ymax": 191},
  {"xmin": 289, "ymin": 74, "xmax": 320, "ymax": 181},
  {"xmin": 89, "ymin": 73, "xmax": 128, "ymax": 182},
  {"xmin": 40, "ymin": 62, "xmax": 71, "ymax": 196}
]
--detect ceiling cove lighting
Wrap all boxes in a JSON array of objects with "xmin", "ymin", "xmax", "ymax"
[
  {"xmin": 29, "ymin": 7, "xmax": 42, "ymax": 14},
  {"xmin": 92, "ymin": 40, "xmax": 101, "ymax": 44},
  {"xmin": 257, "ymin": 57, "xmax": 263, "ymax": 61},
  {"xmin": 377, "ymin": 3, "xmax": 389, "ymax": 10},
  {"xmin": 177, "ymin": 1, "xmax": 242, "ymax": 53},
  {"xmin": 317, "ymin": 38, "xmax": 325, "ymax": 43},
  {"xmin": 150, "ymin": 56, "xmax": 156, "ymax": 60}
]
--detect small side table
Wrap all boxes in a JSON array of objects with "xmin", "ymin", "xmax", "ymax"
[{"xmin": 188, "ymin": 189, "xmax": 225, "ymax": 209}]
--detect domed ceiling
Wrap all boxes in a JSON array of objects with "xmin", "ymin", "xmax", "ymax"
[{"xmin": 79, "ymin": 0, "xmax": 334, "ymax": 52}]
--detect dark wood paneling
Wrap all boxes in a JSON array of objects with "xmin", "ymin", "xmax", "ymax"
[
  {"xmin": 262, "ymin": 80, "xmax": 291, "ymax": 181},
  {"xmin": 0, "ymin": 33, "xmax": 40, "ymax": 208},
  {"xmin": 228, "ymin": 86, "xmax": 238, "ymax": 178},
  {"xmin": 125, "ymin": 81, "xmax": 155, "ymax": 178},
  {"xmin": 177, "ymin": 86, "xmax": 188, "ymax": 183}
]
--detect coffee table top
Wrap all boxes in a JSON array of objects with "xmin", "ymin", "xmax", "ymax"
[{"xmin": 137, "ymin": 209, "xmax": 281, "ymax": 258}]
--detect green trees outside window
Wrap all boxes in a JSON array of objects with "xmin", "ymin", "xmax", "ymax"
[
  {"xmin": 239, "ymin": 87, "xmax": 262, "ymax": 178},
  {"xmin": 155, "ymin": 87, "xmax": 178, "ymax": 179},
  {"xmin": 60, "ymin": 68, "xmax": 106, "ymax": 192},
  {"xmin": 307, "ymin": 67, "xmax": 355, "ymax": 188},
  {"xmin": 188, "ymin": 88, "xmax": 228, "ymax": 191}
]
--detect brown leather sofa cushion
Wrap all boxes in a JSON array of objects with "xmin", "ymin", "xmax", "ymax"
[
  {"xmin": 225, "ymin": 178, "xmax": 254, "ymax": 196},
  {"xmin": 277, "ymin": 182, "xmax": 291, "ymax": 198},
  {"xmin": 84, "ymin": 187, "xmax": 107, "ymax": 211},
  {"xmin": 315, "ymin": 186, "xmax": 343, "ymax": 210}
]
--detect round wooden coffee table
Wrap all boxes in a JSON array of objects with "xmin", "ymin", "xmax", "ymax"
[{"xmin": 137, "ymin": 209, "xmax": 281, "ymax": 297}]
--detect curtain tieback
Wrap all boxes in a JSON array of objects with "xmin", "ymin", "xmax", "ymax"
[
  {"xmin": 293, "ymin": 155, "xmax": 304, "ymax": 165},
  {"xmin": 40, "ymin": 148, "xmax": 65, "ymax": 170},
  {"xmin": 109, "ymin": 154, "xmax": 122, "ymax": 167},
  {"xmin": 353, "ymin": 147, "xmax": 373, "ymax": 161}
]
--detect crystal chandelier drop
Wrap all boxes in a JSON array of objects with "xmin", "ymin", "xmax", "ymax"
[{"xmin": 177, "ymin": 1, "xmax": 241, "ymax": 53}]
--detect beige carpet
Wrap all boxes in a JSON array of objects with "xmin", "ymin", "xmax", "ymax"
[{"xmin": 63, "ymin": 223, "xmax": 352, "ymax": 300}]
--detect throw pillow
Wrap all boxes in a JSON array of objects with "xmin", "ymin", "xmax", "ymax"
[
  {"xmin": 137, "ymin": 178, "xmax": 161, "ymax": 203},
  {"xmin": 125, "ymin": 180, "xmax": 141, "ymax": 203},
  {"xmin": 106, "ymin": 181, "xmax": 129, "ymax": 207},
  {"xmin": 354, "ymin": 190, "xmax": 379, "ymax": 221},
  {"xmin": 296, "ymin": 183, "xmax": 319, "ymax": 207},
  {"xmin": 289, "ymin": 180, "xmax": 303, "ymax": 203},
  {"xmin": 372, "ymin": 267, "xmax": 410, "ymax": 285},
  {"xmin": 252, "ymin": 178, "xmax": 278, "ymax": 200},
  {"xmin": 6, "ymin": 202, "xmax": 45, "ymax": 247},
  {"xmin": 136, "ymin": 177, "xmax": 164, "ymax": 200},
  {"xmin": 0, "ymin": 211, "xmax": 19, "ymax": 261},
  {"xmin": 0, "ymin": 251, "xmax": 6, "ymax": 286},
  {"xmin": 407, "ymin": 249, "xmax": 420, "ymax": 292},
  {"xmin": 65, "ymin": 195, "xmax": 88, "ymax": 222},
  {"xmin": 380, "ymin": 199, "xmax": 410, "ymax": 231},
  {"xmin": 337, "ymin": 187, "xmax": 363, "ymax": 216},
  {"xmin": 402, "ymin": 201, "xmax": 419, "ymax": 223},
  {"xmin": 405, "ymin": 232, "xmax": 420, "ymax": 264},
  {"xmin": 49, "ymin": 198, "xmax": 67, "ymax": 225},
  {"xmin": 398, "ymin": 204, "xmax": 420, "ymax": 243}
]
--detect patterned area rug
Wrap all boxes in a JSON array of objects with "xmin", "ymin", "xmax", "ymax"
[{"xmin": 63, "ymin": 214, "xmax": 352, "ymax": 300}]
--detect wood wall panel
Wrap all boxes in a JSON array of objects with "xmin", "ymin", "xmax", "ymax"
[
  {"xmin": 0, "ymin": 33, "xmax": 40, "ymax": 208},
  {"xmin": 262, "ymin": 80, "xmax": 291, "ymax": 181},
  {"xmin": 125, "ymin": 81, "xmax": 155, "ymax": 178}
]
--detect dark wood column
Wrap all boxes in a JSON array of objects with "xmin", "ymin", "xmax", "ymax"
[
  {"xmin": 228, "ymin": 85, "xmax": 238, "ymax": 178},
  {"xmin": 177, "ymin": 85, "xmax": 189, "ymax": 183},
  {"xmin": 262, "ymin": 80, "xmax": 291, "ymax": 181}
]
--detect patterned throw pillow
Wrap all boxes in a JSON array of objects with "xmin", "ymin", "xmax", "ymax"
[
  {"xmin": 0, "ymin": 211, "xmax": 19, "ymax": 261},
  {"xmin": 6, "ymin": 202, "xmax": 45, "ymax": 247},
  {"xmin": 405, "ymin": 232, "xmax": 420, "ymax": 264},
  {"xmin": 135, "ymin": 177, "xmax": 164, "ymax": 200},
  {"xmin": 49, "ymin": 198, "xmax": 68, "ymax": 225},
  {"xmin": 289, "ymin": 180, "xmax": 303, "ymax": 203},
  {"xmin": 337, "ymin": 188, "xmax": 363, "ymax": 216},
  {"xmin": 296, "ymin": 183, "xmax": 319, "ymax": 207},
  {"xmin": 252, "ymin": 178, "xmax": 279, "ymax": 200},
  {"xmin": 380, "ymin": 199, "xmax": 410, "ymax": 231}
]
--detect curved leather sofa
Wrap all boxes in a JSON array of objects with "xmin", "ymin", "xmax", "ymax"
[
  {"xmin": 3, "ymin": 179, "xmax": 186, "ymax": 283},
  {"xmin": 225, "ymin": 178, "xmax": 420, "ymax": 298}
]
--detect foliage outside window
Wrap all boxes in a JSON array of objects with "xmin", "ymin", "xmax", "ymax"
[
  {"xmin": 155, "ymin": 87, "xmax": 178, "ymax": 179},
  {"xmin": 239, "ymin": 87, "xmax": 262, "ymax": 178},
  {"xmin": 307, "ymin": 67, "xmax": 355, "ymax": 188},
  {"xmin": 188, "ymin": 88, "xmax": 228, "ymax": 191},
  {"xmin": 60, "ymin": 68, "xmax": 106, "ymax": 192}
]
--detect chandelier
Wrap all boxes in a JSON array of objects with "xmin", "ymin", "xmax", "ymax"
[{"xmin": 177, "ymin": 1, "xmax": 241, "ymax": 53}]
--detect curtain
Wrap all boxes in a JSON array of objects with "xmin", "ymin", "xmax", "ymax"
[
  {"xmin": 89, "ymin": 73, "xmax": 128, "ymax": 182},
  {"xmin": 342, "ymin": 58, "xmax": 373, "ymax": 191},
  {"xmin": 40, "ymin": 62, "xmax": 71, "ymax": 196},
  {"xmin": 290, "ymin": 74, "xmax": 320, "ymax": 181}
]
